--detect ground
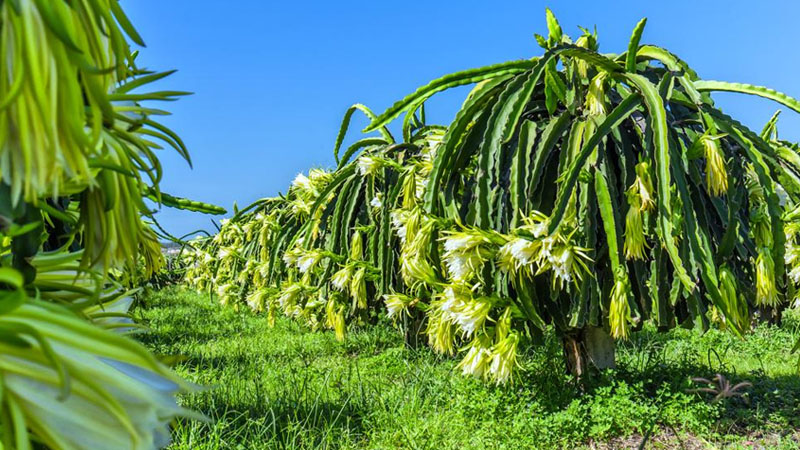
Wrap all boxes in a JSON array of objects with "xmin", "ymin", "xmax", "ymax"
[{"xmin": 134, "ymin": 287, "xmax": 800, "ymax": 449}]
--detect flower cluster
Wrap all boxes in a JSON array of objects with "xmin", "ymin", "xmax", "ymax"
[
  {"xmin": 392, "ymin": 208, "xmax": 438, "ymax": 286},
  {"xmin": 497, "ymin": 212, "xmax": 591, "ymax": 288},
  {"xmin": 441, "ymin": 228, "xmax": 498, "ymax": 283},
  {"xmin": 455, "ymin": 308, "xmax": 520, "ymax": 384},
  {"xmin": 383, "ymin": 292, "xmax": 416, "ymax": 319},
  {"xmin": 700, "ymin": 133, "xmax": 729, "ymax": 197},
  {"xmin": 289, "ymin": 169, "xmax": 334, "ymax": 217},
  {"xmin": 624, "ymin": 162, "xmax": 655, "ymax": 260},
  {"xmin": 608, "ymin": 270, "xmax": 632, "ymax": 339},
  {"xmin": 747, "ymin": 166, "xmax": 779, "ymax": 307}
]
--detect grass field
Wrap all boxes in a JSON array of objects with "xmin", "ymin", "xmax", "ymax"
[{"xmin": 134, "ymin": 287, "xmax": 800, "ymax": 449}]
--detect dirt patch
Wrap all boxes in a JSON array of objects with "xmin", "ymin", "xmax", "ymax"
[{"xmin": 586, "ymin": 428, "xmax": 800, "ymax": 449}]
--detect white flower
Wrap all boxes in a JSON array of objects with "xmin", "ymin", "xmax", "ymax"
[
  {"xmin": 216, "ymin": 283, "xmax": 233, "ymax": 298},
  {"xmin": 282, "ymin": 248, "xmax": 301, "ymax": 266},
  {"xmin": 451, "ymin": 298, "xmax": 492, "ymax": 337},
  {"xmin": 540, "ymin": 236, "xmax": 555, "ymax": 261},
  {"xmin": 441, "ymin": 230, "xmax": 490, "ymax": 282},
  {"xmin": 384, "ymin": 293, "xmax": 412, "ymax": 319},
  {"xmin": 790, "ymin": 266, "xmax": 800, "ymax": 284},
  {"xmin": 246, "ymin": 289, "xmax": 269, "ymax": 312},
  {"xmin": 308, "ymin": 168, "xmax": 332, "ymax": 184},
  {"xmin": 550, "ymin": 247, "xmax": 573, "ymax": 284},
  {"xmin": 489, "ymin": 332, "xmax": 519, "ymax": 384},
  {"xmin": 290, "ymin": 197, "xmax": 313, "ymax": 216},
  {"xmin": 510, "ymin": 239, "xmax": 536, "ymax": 264},
  {"xmin": 258, "ymin": 261, "xmax": 271, "ymax": 278},
  {"xmin": 391, "ymin": 210, "xmax": 409, "ymax": 243},
  {"xmin": 445, "ymin": 253, "xmax": 472, "ymax": 281},
  {"xmin": 416, "ymin": 178, "xmax": 428, "ymax": 199},
  {"xmin": 440, "ymin": 286, "xmax": 467, "ymax": 316},
  {"xmin": 370, "ymin": 193, "xmax": 383, "ymax": 209},
  {"xmin": 296, "ymin": 251, "xmax": 321, "ymax": 274},
  {"xmin": 456, "ymin": 338, "xmax": 493, "ymax": 378},
  {"xmin": 292, "ymin": 173, "xmax": 312, "ymax": 191},
  {"xmin": 278, "ymin": 284, "xmax": 303, "ymax": 309},
  {"xmin": 442, "ymin": 233, "xmax": 484, "ymax": 254},
  {"xmin": 357, "ymin": 156, "xmax": 382, "ymax": 176},
  {"xmin": 331, "ymin": 266, "xmax": 352, "ymax": 291},
  {"xmin": 531, "ymin": 221, "xmax": 548, "ymax": 238}
]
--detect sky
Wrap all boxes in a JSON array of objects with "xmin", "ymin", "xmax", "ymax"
[{"xmin": 124, "ymin": 0, "xmax": 800, "ymax": 238}]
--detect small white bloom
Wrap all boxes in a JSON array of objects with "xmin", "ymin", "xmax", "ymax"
[
  {"xmin": 278, "ymin": 284, "xmax": 302, "ymax": 309},
  {"xmin": 282, "ymin": 251, "xmax": 298, "ymax": 266},
  {"xmin": 370, "ymin": 193, "xmax": 383, "ymax": 209},
  {"xmin": 391, "ymin": 210, "xmax": 409, "ymax": 243},
  {"xmin": 440, "ymin": 287, "xmax": 467, "ymax": 316},
  {"xmin": 452, "ymin": 299, "xmax": 492, "ymax": 337},
  {"xmin": 456, "ymin": 339, "xmax": 493, "ymax": 378},
  {"xmin": 331, "ymin": 267, "xmax": 352, "ymax": 291},
  {"xmin": 445, "ymin": 254, "xmax": 472, "ymax": 281},
  {"xmin": 357, "ymin": 156, "xmax": 381, "ymax": 176},
  {"xmin": 384, "ymin": 293, "xmax": 412, "ymax": 319},
  {"xmin": 507, "ymin": 238, "xmax": 536, "ymax": 265},
  {"xmin": 308, "ymin": 168, "xmax": 332, "ymax": 183},
  {"xmin": 489, "ymin": 332, "xmax": 519, "ymax": 384},
  {"xmin": 292, "ymin": 173, "xmax": 312, "ymax": 191},
  {"xmin": 296, "ymin": 252, "xmax": 320, "ymax": 274},
  {"xmin": 443, "ymin": 234, "xmax": 483, "ymax": 253},
  {"xmin": 790, "ymin": 266, "xmax": 800, "ymax": 284}
]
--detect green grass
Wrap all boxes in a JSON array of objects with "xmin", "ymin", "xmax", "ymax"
[{"xmin": 134, "ymin": 287, "xmax": 800, "ymax": 449}]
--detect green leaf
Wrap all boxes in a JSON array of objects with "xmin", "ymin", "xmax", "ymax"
[
  {"xmin": 501, "ymin": 55, "xmax": 558, "ymax": 143},
  {"xmin": 594, "ymin": 169, "xmax": 622, "ymax": 270},
  {"xmin": 145, "ymin": 189, "xmax": 227, "ymax": 215},
  {"xmin": 530, "ymin": 114, "xmax": 571, "ymax": 198},
  {"xmin": 760, "ymin": 110, "xmax": 781, "ymax": 140},
  {"xmin": 475, "ymin": 72, "xmax": 541, "ymax": 227},
  {"xmin": 365, "ymin": 60, "xmax": 538, "ymax": 132},
  {"xmin": 624, "ymin": 73, "xmax": 695, "ymax": 292},
  {"xmin": 549, "ymin": 93, "xmax": 642, "ymax": 233},
  {"xmin": 109, "ymin": 0, "xmax": 146, "ymax": 46},
  {"xmin": 0, "ymin": 268, "xmax": 25, "ymax": 315},
  {"xmin": 116, "ymin": 70, "xmax": 177, "ymax": 94},
  {"xmin": 0, "ymin": 268, "xmax": 23, "ymax": 289},
  {"xmin": 557, "ymin": 45, "xmax": 624, "ymax": 73},
  {"xmin": 545, "ymin": 8, "xmax": 563, "ymax": 46},
  {"xmin": 424, "ymin": 77, "xmax": 509, "ymax": 213},
  {"xmin": 626, "ymin": 18, "xmax": 647, "ymax": 73},
  {"xmin": 334, "ymin": 104, "xmax": 393, "ymax": 163},
  {"xmin": 510, "ymin": 121, "xmax": 537, "ymax": 227},
  {"xmin": 694, "ymin": 80, "xmax": 800, "ymax": 114},
  {"xmin": 337, "ymin": 138, "xmax": 387, "ymax": 169}
]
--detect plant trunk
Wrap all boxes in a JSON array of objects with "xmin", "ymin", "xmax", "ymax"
[
  {"xmin": 759, "ymin": 305, "xmax": 783, "ymax": 326},
  {"xmin": 403, "ymin": 309, "xmax": 427, "ymax": 350},
  {"xmin": 562, "ymin": 326, "xmax": 616, "ymax": 379}
]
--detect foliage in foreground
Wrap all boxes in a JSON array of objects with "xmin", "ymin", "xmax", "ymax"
[
  {"xmin": 183, "ymin": 10, "xmax": 800, "ymax": 383},
  {"xmin": 138, "ymin": 287, "xmax": 800, "ymax": 449},
  {"xmin": 0, "ymin": 1, "xmax": 222, "ymax": 448}
]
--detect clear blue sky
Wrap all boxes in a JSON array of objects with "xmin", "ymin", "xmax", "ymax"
[{"xmin": 125, "ymin": 0, "xmax": 800, "ymax": 237}]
